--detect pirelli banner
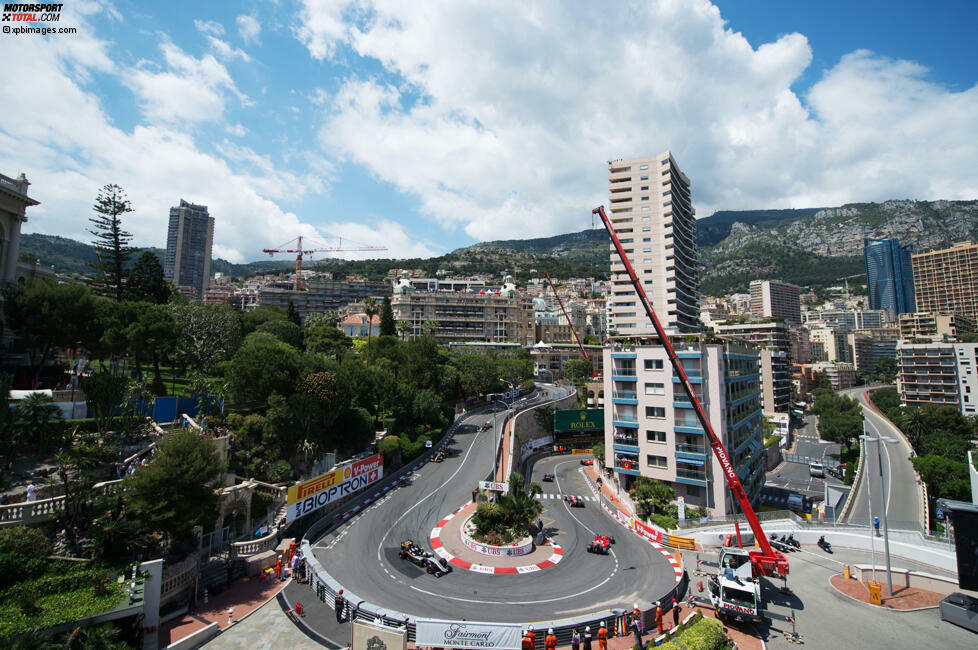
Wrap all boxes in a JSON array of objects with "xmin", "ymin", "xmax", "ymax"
[{"xmin": 286, "ymin": 454, "xmax": 384, "ymax": 523}]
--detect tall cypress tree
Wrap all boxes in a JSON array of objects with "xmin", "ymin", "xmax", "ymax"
[
  {"xmin": 379, "ymin": 295, "xmax": 396, "ymax": 336},
  {"xmin": 287, "ymin": 300, "xmax": 302, "ymax": 325},
  {"xmin": 88, "ymin": 184, "xmax": 137, "ymax": 301}
]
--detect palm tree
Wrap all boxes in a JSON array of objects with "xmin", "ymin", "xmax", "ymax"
[
  {"xmin": 16, "ymin": 392, "xmax": 62, "ymax": 452},
  {"xmin": 422, "ymin": 319, "xmax": 438, "ymax": 338},
  {"xmin": 903, "ymin": 407, "xmax": 928, "ymax": 453},
  {"xmin": 498, "ymin": 472, "xmax": 544, "ymax": 532},
  {"xmin": 395, "ymin": 319, "xmax": 411, "ymax": 340},
  {"xmin": 362, "ymin": 297, "xmax": 378, "ymax": 351}
]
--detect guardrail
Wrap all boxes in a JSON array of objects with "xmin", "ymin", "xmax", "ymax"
[
  {"xmin": 0, "ymin": 479, "xmax": 124, "ymax": 527},
  {"xmin": 230, "ymin": 529, "xmax": 278, "ymax": 558}
]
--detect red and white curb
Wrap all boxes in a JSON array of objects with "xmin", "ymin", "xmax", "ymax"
[
  {"xmin": 429, "ymin": 505, "xmax": 563, "ymax": 574},
  {"xmin": 581, "ymin": 469, "xmax": 683, "ymax": 584}
]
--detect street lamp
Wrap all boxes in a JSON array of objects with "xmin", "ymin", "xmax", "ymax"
[
  {"xmin": 860, "ymin": 425, "xmax": 898, "ymax": 596},
  {"xmin": 489, "ymin": 398, "xmax": 512, "ymax": 481}
]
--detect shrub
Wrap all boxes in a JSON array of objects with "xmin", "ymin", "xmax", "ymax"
[
  {"xmin": 657, "ymin": 617, "xmax": 729, "ymax": 650},
  {"xmin": 764, "ymin": 434, "xmax": 781, "ymax": 449},
  {"xmin": 251, "ymin": 490, "xmax": 275, "ymax": 521},
  {"xmin": 650, "ymin": 513, "xmax": 678, "ymax": 530},
  {"xmin": 0, "ymin": 527, "xmax": 52, "ymax": 591},
  {"xmin": 266, "ymin": 459, "xmax": 292, "ymax": 483}
]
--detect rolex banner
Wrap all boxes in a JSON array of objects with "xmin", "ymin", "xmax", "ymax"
[
  {"xmin": 415, "ymin": 619, "xmax": 523, "ymax": 650},
  {"xmin": 285, "ymin": 454, "xmax": 384, "ymax": 523}
]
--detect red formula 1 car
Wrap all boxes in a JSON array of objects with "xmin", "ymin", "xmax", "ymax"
[
  {"xmin": 564, "ymin": 495, "xmax": 585, "ymax": 508},
  {"xmin": 580, "ymin": 458, "xmax": 594, "ymax": 466},
  {"xmin": 587, "ymin": 534, "xmax": 616, "ymax": 554}
]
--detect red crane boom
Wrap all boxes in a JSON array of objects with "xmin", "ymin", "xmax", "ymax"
[
  {"xmin": 263, "ymin": 235, "xmax": 387, "ymax": 291},
  {"xmin": 543, "ymin": 272, "xmax": 597, "ymax": 378},
  {"xmin": 593, "ymin": 205, "xmax": 788, "ymax": 577}
]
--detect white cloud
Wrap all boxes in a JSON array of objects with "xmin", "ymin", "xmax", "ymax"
[
  {"xmin": 205, "ymin": 35, "xmax": 252, "ymax": 62},
  {"xmin": 124, "ymin": 42, "xmax": 249, "ymax": 125},
  {"xmin": 314, "ymin": 219, "xmax": 441, "ymax": 259},
  {"xmin": 193, "ymin": 19, "xmax": 224, "ymax": 37},
  {"xmin": 0, "ymin": 4, "xmax": 363, "ymax": 265},
  {"xmin": 225, "ymin": 123, "xmax": 248, "ymax": 137},
  {"xmin": 296, "ymin": 0, "xmax": 978, "ymax": 240},
  {"xmin": 237, "ymin": 14, "xmax": 262, "ymax": 45}
]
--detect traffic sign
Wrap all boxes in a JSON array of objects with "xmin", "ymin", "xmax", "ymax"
[{"xmin": 935, "ymin": 507, "xmax": 944, "ymax": 520}]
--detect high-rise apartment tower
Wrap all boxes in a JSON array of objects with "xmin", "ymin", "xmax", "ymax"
[
  {"xmin": 606, "ymin": 152, "xmax": 698, "ymax": 335},
  {"xmin": 164, "ymin": 199, "xmax": 214, "ymax": 300},
  {"xmin": 864, "ymin": 237, "xmax": 915, "ymax": 316},
  {"xmin": 911, "ymin": 241, "xmax": 978, "ymax": 324},
  {"xmin": 749, "ymin": 280, "xmax": 801, "ymax": 324}
]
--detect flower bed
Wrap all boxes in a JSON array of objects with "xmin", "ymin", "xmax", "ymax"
[{"xmin": 462, "ymin": 516, "xmax": 534, "ymax": 557}]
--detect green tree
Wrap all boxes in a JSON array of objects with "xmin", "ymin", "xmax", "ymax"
[
  {"xmin": 534, "ymin": 404, "xmax": 556, "ymax": 433},
  {"xmin": 869, "ymin": 387, "xmax": 900, "ymax": 412},
  {"xmin": 377, "ymin": 435, "xmax": 401, "ymax": 464},
  {"xmin": 171, "ymin": 302, "xmax": 242, "ymax": 371},
  {"xmin": 629, "ymin": 476, "xmax": 675, "ymax": 520},
  {"xmin": 127, "ymin": 302, "xmax": 180, "ymax": 390},
  {"xmin": 380, "ymin": 296, "xmax": 396, "ymax": 336},
  {"xmin": 395, "ymin": 319, "xmax": 411, "ymax": 340},
  {"xmin": 306, "ymin": 324, "xmax": 354, "ymax": 359},
  {"xmin": 498, "ymin": 357, "xmax": 533, "ymax": 388},
  {"xmin": 496, "ymin": 472, "xmax": 544, "ymax": 532},
  {"xmin": 2, "ymin": 279, "xmax": 99, "ymax": 385},
  {"xmin": 563, "ymin": 358, "xmax": 593, "ymax": 384},
  {"xmin": 126, "ymin": 429, "xmax": 225, "ymax": 553},
  {"xmin": 297, "ymin": 371, "xmax": 351, "ymax": 429},
  {"xmin": 0, "ymin": 373, "xmax": 19, "ymax": 471},
  {"xmin": 126, "ymin": 251, "xmax": 171, "ymax": 304},
  {"xmin": 911, "ymin": 454, "xmax": 970, "ymax": 501},
  {"xmin": 902, "ymin": 407, "xmax": 929, "ymax": 453},
  {"xmin": 227, "ymin": 332, "xmax": 303, "ymax": 403},
  {"xmin": 257, "ymin": 319, "xmax": 304, "ymax": 349},
  {"xmin": 15, "ymin": 392, "xmax": 62, "ymax": 451},
  {"xmin": 239, "ymin": 307, "xmax": 286, "ymax": 336},
  {"xmin": 332, "ymin": 406, "xmax": 375, "ymax": 453},
  {"xmin": 287, "ymin": 300, "xmax": 302, "ymax": 326},
  {"xmin": 80, "ymin": 373, "xmax": 127, "ymax": 438},
  {"xmin": 88, "ymin": 184, "xmax": 137, "ymax": 301},
  {"xmin": 362, "ymin": 297, "xmax": 379, "ymax": 349},
  {"xmin": 304, "ymin": 310, "xmax": 341, "ymax": 329}
]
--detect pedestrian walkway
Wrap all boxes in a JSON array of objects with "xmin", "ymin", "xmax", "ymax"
[
  {"xmin": 829, "ymin": 575, "xmax": 944, "ymax": 610},
  {"xmin": 159, "ymin": 575, "xmax": 288, "ymax": 648},
  {"xmin": 535, "ymin": 493, "xmax": 597, "ymax": 501},
  {"xmin": 202, "ymin": 593, "xmax": 323, "ymax": 649}
]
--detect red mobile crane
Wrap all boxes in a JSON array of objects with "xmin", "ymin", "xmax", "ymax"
[
  {"xmin": 543, "ymin": 272, "xmax": 598, "ymax": 378},
  {"xmin": 593, "ymin": 205, "xmax": 788, "ymax": 578},
  {"xmin": 263, "ymin": 235, "xmax": 387, "ymax": 291}
]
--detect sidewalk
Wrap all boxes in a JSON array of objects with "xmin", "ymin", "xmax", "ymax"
[
  {"xmin": 581, "ymin": 462, "xmax": 637, "ymax": 519},
  {"xmin": 158, "ymin": 574, "xmax": 288, "ymax": 648}
]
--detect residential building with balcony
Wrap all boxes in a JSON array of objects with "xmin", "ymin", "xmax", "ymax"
[
  {"xmin": 911, "ymin": 242, "xmax": 978, "ymax": 323},
  {"xmin": 258, "ymin": 280, "xmax": 390, "ymax": 322},
  {"xmin": 391, "ymin": 275, "xmax": 534, "ymax": 345},
  {"xmin": 847, "ymin": 332, "xmax": 876, "ymax": 372},
  {"xmin": 164, "ymin": 199, "xmax": 214, "ymax": 301},
  {"xmin": 602, "ymin": 339, "xmax": 765, "ymax": 517},
  {"xmin": 750, "ymin": 280, "xmax": 801, "ymax": 325},
  {"xmin": 808, "ymin": 325, "xmax": 850, "ymax": 363},
  {"xmin": 898, "ymin": 311, "xmax": 976, "ymax": 341},
  {"xmin": 811, "ymin": 362, "xmax": 857, "ymax": 389},
  {"xmin": 606, "ymin": 152, "xmax": 699, "ymax": 335},
  {"xmin": 897, "ymin": 341, "xmax": 978, "ymax": 415},
  {"xmin": 802, "ymin": 308, "xmax": 888, "ymax": 330},
  {"xmin": 759, "ymin": 348, "xmax": 791, "ymax": 414},
  {"xmin": 713, "ymin": 321, "xmax": 793, "ymax": 360}
]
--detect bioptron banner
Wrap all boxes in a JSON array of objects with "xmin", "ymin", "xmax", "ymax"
[
  {"xmin": 415, "ymin": 619, "xmax": 523, "ymax": 650},
  {"xmin": 286, "ymin": 454, "xmax": 384, "ymax": 523}
]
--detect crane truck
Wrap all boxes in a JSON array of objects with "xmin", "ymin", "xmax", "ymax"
[{"xmin": 592, "ymin": 205, "xmax": 788, "ymax": 622}]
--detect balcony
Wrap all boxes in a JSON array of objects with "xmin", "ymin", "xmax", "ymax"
[
  {"xmin": 613, "ymin": 434, "xmax": 639, "ymax": 446},
  {"xmin": 675, "ymin": 468, "xmax": 707, "ymax": 486},
  {"xmin": 676, "ymin": 443, "xmax": 707, "ymax": 456},
  {"xmin": 613, "ymin": 459, "xmax": 641, "ymax": 476},
  {"xmin": 612, "ymin": 391, "xmax": 638, "ymax": 405},
  {"xmin": 612, "ymin": 415, "xmax": 639, "ymax": 429},
  {"xmin": 674, "ymin": 419, "xmax": 704, "ymax": 434},
  {"xmin": 614, "ymin": 441, "xmax": 640, "ymax": 454}
]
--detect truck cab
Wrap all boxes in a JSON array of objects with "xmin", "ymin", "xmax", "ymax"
[{"xmin": 708, "ymin": 547, "xmax": 762, "ymax": 624}]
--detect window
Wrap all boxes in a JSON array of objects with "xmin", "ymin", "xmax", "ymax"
[
  {"xmin": 642, "ymin": 216, "xmax": 651, "ymax": 221},
  {"xmin": 647, "ymin": 454, "xmax": 668, "ymax": 468},
  {"xmin": 686, "ymin": 485, "xmax": 700, "ymax": 497},
  {"xmin": 640, "ymin": 175, "xmax": 648, "ymax": 180},
  {"xmin": 643, "ymin": 248, "xmax": 651, "ymax": 253},
  {"xmin": 661, "ymin": 159, "xmax": 668, "ymax": 165},
  {"xmin": 642, "ymin": 226, "xmax": 651, "ymax": 232},
  {"xmin": 645, "ymin": 406, "xmax": 665, "ymax": 419},
  {"xmin": 664, "ymin": 201, "xmax": 672, "ymax": 207},
  {"xmin": 646, "ymin": 430, "xmax": 666, "ymax": 443},
  {"xmin": 641, "ymin": 206, "xmax": 650, "ymax": 211},
  {"xmin": 641, "ymin": 185, "xmax": 649, "ymax": 190},
  {"xmin": 643, "ymin": 258, "xmax": 652, "ymax": 263},
  {"xmin": 641, "ymin": 196, "xmax": 650, "ymax": 201},
  {"xmin": 645, "ymin": 382, "xmax": 665, "ymax": 395},
  {"xmin": 644, "ymin": 359, "xmax": 664, "ymax": 370},
  {"xmin": 640, "ymin": 164, "xmax": 649, "ymax": 170}
]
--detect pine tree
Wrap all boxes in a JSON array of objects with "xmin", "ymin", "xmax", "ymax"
[
  {"xmin": 127, "ymin": 251, "xmax": 171, "ymax": 304},
  {"xmin": 380, "ymin": 295, "xmax": 396, "ymax": 336},
  {"xmin": 88, "ymin": 184, "xmax": 137, "ymax": 301}
]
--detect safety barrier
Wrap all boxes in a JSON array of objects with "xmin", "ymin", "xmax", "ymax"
[{"xmin": 230, "ymin": 529, "xmax": 278, "ymax": 558}]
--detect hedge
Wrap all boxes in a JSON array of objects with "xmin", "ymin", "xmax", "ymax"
[{"xmin": 656, "ymin": 617, "xmax": 731, "ymax": 650}]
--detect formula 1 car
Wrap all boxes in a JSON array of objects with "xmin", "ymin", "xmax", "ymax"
[
  {"xmin": 564, "ymin": 495, "xmax": 585, "ymax": 508},
  {"xmin": 479, "ymin": 421, "xmax": 492, "ymax": 432},
  {"xmin": 586, "ymin": 534, "xmax": 616, "ymax": 554},
  {"xmin": 542, "ymin": 473, "xmax": 554, "ymax": 482},
  {"xmin": 399, "ymin": 541, "xmax": 452, "ymax": 576},
  {"xmin": 579, "ymin": 458, "xmax": 594, "ymax": 466}
]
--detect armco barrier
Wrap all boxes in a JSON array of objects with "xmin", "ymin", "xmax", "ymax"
[{"xmin": 297, "ymin": 388, "xmax": 688, "ymax": 646}]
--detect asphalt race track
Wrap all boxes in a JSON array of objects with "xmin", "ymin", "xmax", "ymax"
[{"xmin": 309, "ymin": 407, "xmax": 676, "ymax": 623}]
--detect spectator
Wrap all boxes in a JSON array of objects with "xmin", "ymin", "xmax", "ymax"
[
  {"xmin": 582, "ymin": 627, "xmax": 592, "ymax": 650},
  {"xmin": 26, "ymin": 483, "xmax": 37, "ymax": 502},
  {"xmin": 571, "ymin": 628, "xmax": 580, "ymax": 650}
]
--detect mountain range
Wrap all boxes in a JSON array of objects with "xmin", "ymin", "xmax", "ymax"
[{"xmin": 18, "ymin": 199, "xmax": 978, "ymax": 296}]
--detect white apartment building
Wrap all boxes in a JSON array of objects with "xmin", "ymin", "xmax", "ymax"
[
  {"xmin": 606, "ymin": 152, "xmax": 698, "ymax": 335},
  {"xmin": 750, "ymin": 280, "xmax": 801, "ymax": 325},
  {"xmin": 811, "ymin": 362, "xmax": 857, "ymax": 389},
  {"xmin": 808, "ymin": 325, "xmax": 850, "ymax": 363},
  {"xmin": 760, "ymin": 348, "xmax": 791, "ymax": 413},
  {"xmin": 603, "ymin": 340, "xmax": 765, "ymax": 516},
  {"xmin": 713, "ymin": 321, "xmax": 793, "ymax": 360},
  {"xmin": 803, "ymin": 309, "xmax": 888, "ymax": 330},
  {"xmin": 897, "ymin": 342, "xmax": 978, "ymax": 415}
]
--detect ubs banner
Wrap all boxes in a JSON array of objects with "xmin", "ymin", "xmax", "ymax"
[
  {"xmin": 286, "ymin": 454, "xmax": 384, "ymax": 523},
  {"xmin": 415, "ymin": 619, "xmax": 522, "ymax": 650}
]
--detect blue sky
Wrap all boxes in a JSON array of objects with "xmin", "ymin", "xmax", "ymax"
[{"xmin": 2, "ymin": 1, "xmax": 977, "ymax": 263}]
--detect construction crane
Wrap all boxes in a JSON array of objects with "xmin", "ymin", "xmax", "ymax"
[
  {"xmin": 593, "ymin": 205, "xmax": 788, "ymax": 578},
  {"xmin": 543, "ymin": 272, "xmax": 598, "ymax": 378},
  {"xmin": 262, "ymin": 235, "xmax": 387, "ymax": 291},
  {"xmin": 836, "ymin": 273, "xmax": 864, "ymax": 301}
]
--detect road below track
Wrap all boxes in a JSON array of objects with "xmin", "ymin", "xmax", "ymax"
[{"xmin": 311, "ymin": 413, "xmax": 676, "ymax": 623}]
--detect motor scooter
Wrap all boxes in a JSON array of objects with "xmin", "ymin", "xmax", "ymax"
[{"xmin": 817, "ymin": 535, "xmax": 833, "ymax": 553}]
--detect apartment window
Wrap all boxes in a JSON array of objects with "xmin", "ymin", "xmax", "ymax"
[
  {"xmin": 643, "ymin": 269, "xmax": 652, "ymax": 274},
  {"xmin": 663, "ymin": 191, "xmax": 671, "ymax": 196},
  {"xmin": 647, "ymin": 454, "xmax": 668, "ymax": 468},
  {"xmin": 644, "ymin": 359, "xmax": 664, "ymax": 370},
  {"xmin": 645, "ymin": 406, "xmax": 665, "ymax": 419},
  {"xmin": 643, "ymin": 248, "xmax": 651, "ymax": 253},
  {"xmin": 641, "ymin": 185, "xmax": 649, "ymax": 190},
  {"xmin": 641, "ymin": 206, "xmax": 650, "ymax": 211},
  {"xmin": 645, "ymin": 382, "xmax": 665, "ymax": 395},
  {"xmin": 641, "ymin": 196, "xmax": 650, "ymax": 201},
  {"xmin": 643, "ymin": 238, "xmax": 651, "ymax": 243},
  {"xmin": 664, "ymin": 201, "xmax": 672, "ymax": 207},
  {"xmin": 640, "ymin": 175, "xmax": 648, "ymax": 180},
  {"xmin": 642, "ymin": 216, "xmax": 651, "ymax": 221},
  {"xmin": 646, "ymin": 430, "xmax": 666, "ymax": 443},
  {"xmin": 640, "ymin": 164, "xmax": 649, "ymax": 170},
  {"xmin": 686, "ymin": 485, "xmax": 700, "ymax": 497},
  {"xmin": 643, "ymin": 258, "xmax": 652, "ymax": 263},
  {"xmin": 661, "ymin": 159, "xmax": 668, "ymax": 165},
  {"xmin": 642, "ymin": 227, "xmax": 651, "ymax": 232}
]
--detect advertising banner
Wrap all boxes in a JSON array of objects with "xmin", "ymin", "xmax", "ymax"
[
  {"xmin": 632, "ymin": 518, "xmax": 663, "ymax": 543},
  {"xmin": 553, "ymin": 408, "xmax": 604, "ymax": 432},
  {"xmin": 572, "ymin": 448, "xmax": 593, "ymax": 455},
  {"xmin": 479, "ymin": 481, "xmax": 508, "ymax": 493},
  {"xmin": 415, "ymin": 619, "xmax": 523, "ymax": 650},
  {"xmin": 352, "ymin": 620, "xmax": 407, "ymax": 650},
  {"xmin": 285, "ymin": 454, "xmax": 384, "ymax": 523}
]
